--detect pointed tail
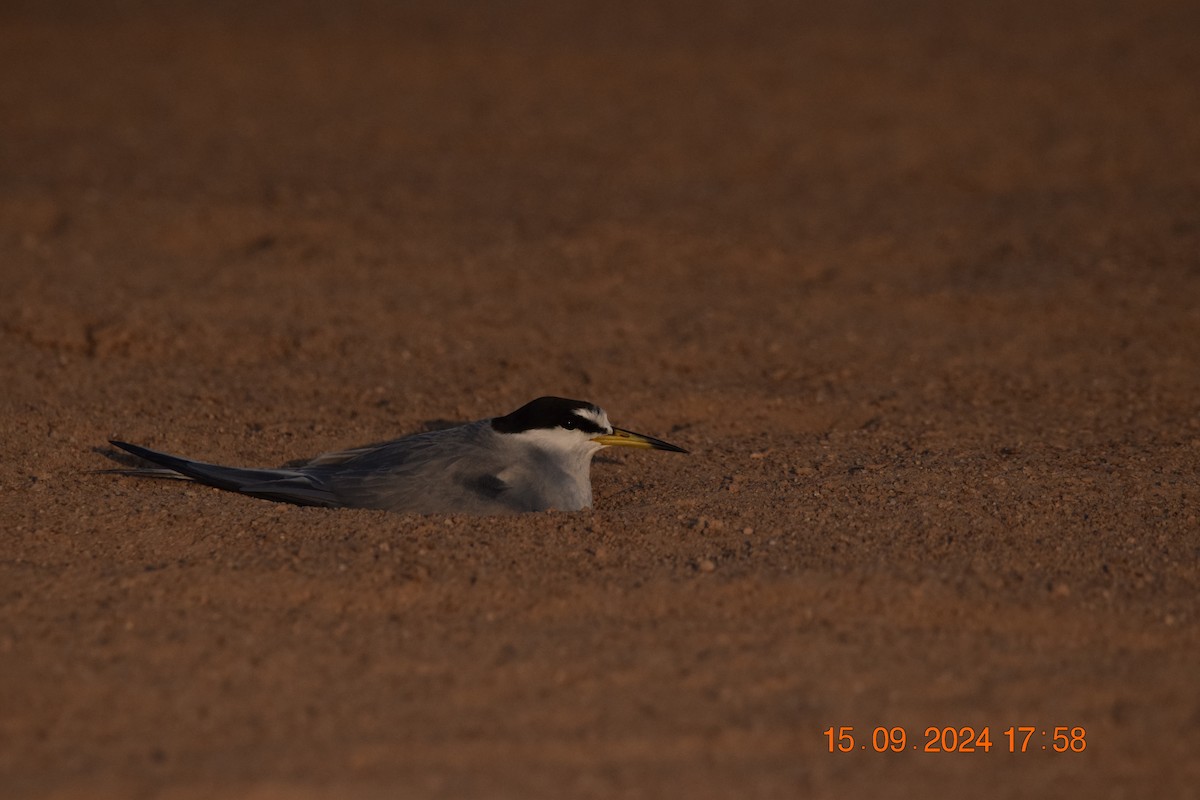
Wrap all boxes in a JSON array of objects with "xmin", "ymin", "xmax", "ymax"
[{"xmin": 108, "ymin": 440, "xmax": 340, "ymax": 508}]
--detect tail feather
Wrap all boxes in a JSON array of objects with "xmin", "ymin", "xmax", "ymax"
[{"xmin": 108, "ymin": 440, "xmax": 339, "ymax": 508}]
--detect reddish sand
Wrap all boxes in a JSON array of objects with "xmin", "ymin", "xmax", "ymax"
[{"xmin": 3, "ymin": 2, "xmax": 1199, "ymax": 797}]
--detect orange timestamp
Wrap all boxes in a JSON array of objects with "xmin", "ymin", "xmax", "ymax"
[{"xmin": 823, "ymin": 725, "xmax": 1087, "ymax": 754}]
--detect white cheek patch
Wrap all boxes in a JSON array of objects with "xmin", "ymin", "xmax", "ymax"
[{"xmin": 511, "ymin": 427, "xmax": 606, "ymax": 453}]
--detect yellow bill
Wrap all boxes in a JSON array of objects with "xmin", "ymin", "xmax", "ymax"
[{"xmin": 592, "ymin": 427, "xmax": 688, "ymax": 453}]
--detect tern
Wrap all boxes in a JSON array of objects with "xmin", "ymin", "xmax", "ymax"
[{"xmin": 108, "ymin": 396, "xmax": 687, "ymax": 514}]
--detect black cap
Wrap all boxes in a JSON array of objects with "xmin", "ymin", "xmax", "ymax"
[{"xmin": 491, "ymin": 396, "xmax": 607, "ymax": 435}]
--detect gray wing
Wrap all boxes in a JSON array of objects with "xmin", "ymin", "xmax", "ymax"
[
  {"xmin": 109, "ymin": 440, "xmax": 340, "ymax": 507},
  {"xmin": 310, "ymin": 422, "xmax": 538, "ymax": 513},
  {"xmin": 110, "ymin": 421, "xmax": 535, "ymax": 514}
]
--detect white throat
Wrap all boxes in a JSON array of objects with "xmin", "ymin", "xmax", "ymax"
[{"xmin": 500, "ymin": 428, "xmax": 603, "ymax": 510}]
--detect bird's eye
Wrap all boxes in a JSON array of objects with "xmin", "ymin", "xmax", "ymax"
[{"xmin": 562, "ymin": 418, "xmax": 577, "ymax": 430}]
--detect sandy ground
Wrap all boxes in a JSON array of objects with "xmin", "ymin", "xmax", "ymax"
[{"xmin": 3, "ymin": 1, "xmax": 1200, "ymax": 797}]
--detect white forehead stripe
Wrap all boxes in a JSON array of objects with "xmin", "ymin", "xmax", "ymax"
[{"xmin": 574, "ymin": 407, "xmax": 611, "ymax": 431}]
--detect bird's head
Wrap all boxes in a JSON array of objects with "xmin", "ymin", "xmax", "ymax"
[{"xmin": 491, "ymin": 396, "xmax": 688, "ymax": 456}]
